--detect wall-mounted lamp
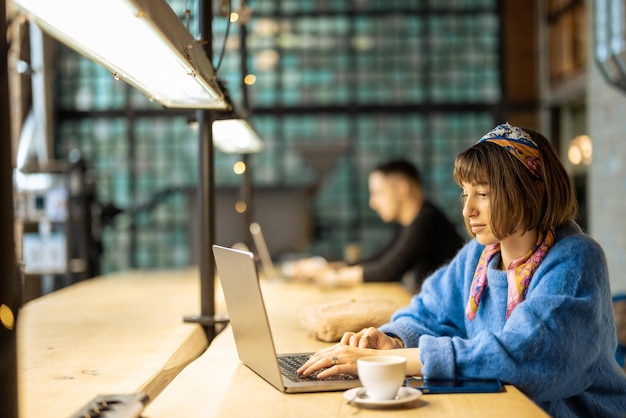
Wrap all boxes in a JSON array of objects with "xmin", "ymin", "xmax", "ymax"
[
  {"xmin": 595, "ymin": 0, "xmax": 626, "ymax": 92},
  {"xmin": 212, "ymin": 116, "xmax": 264, "ymax": 154},
  {"xmin": 12, "ymin": 0, "xmax": 229, "ymax": 109}
]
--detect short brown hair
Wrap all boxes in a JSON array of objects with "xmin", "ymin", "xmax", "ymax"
[
  {"xmin": 453, "ymin": 127, "xmax": 578, "ymax": 239},
  {"xmin": 373, "ymin": 159, "xmax": 422, "ymax": 185}
]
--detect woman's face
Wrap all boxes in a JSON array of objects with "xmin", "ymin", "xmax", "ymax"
[{"xmin": 461, "ymin": 181, "xmax": 498, "ymax": 246}]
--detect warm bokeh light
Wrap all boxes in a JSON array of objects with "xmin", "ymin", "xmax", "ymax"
[
  {"xmin": 255, "ymin": 49, "xmax": 279, "ymax": 71},
  {"xmin": 235, "ymin": 200, "xmax": 247, "ymax": 213},
  {"xmin": 254, "ymin": 18, "xmax": 279, "ymax": 36},
  {"xmin": 244, "ymin": 74, "xmax": 257, "ymax": 85},
  {"xmin": 1, "ymin": 304, "xmax": 15, "ymax": 330},
  {"xmin": 568, "ymin": 141, "xmax": 582, "ymax": 165},
  {"xmin": 233, "ymin": 161, "xmax": 247, "ymax": 174},
  {"xmin": 568, "ymin": 135, "xmax": 593, "ymax": 166},
  {"xmin": 578, "ymin": 135, "xmax": 593, "ymax": 164}
]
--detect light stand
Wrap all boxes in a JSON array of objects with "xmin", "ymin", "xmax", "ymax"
[{"xmin": 183, "ymin": 1, "xmax": 229, "ymax": 338}]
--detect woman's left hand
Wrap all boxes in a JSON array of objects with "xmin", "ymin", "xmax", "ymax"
[
  {"xmin": 297, "ymin": 344, "xmax": 378, "ymax": 379},
  {"xmin": 340, "ymin": 327, "xmax": 403, "ymax": 349}
]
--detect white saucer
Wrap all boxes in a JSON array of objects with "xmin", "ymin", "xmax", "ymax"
[{"xmin": 343, "ymin": 386, "xmax": 422, "ymax": 407}]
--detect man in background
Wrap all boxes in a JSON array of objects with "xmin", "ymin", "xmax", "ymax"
[{"xmin": 291, "ymin": 159, "xmax": 465, "ymax": 293}]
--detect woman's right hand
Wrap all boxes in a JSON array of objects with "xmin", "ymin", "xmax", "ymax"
[
  {"xmin": 340, "ymin": 327, "xmax": 404, "ymax": 349},
  {"xmin": 299, "ymin": 329, "xmax": 421, "ymax": 378}
]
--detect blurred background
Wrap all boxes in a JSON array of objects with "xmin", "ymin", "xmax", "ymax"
[{"xmin": 7, "ymin": 0, "xmax": 626, "ymax": 301}]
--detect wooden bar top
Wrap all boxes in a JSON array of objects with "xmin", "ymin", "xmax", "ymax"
[
  {"xmin": 17, "ymin": 269, "xmax": 208, "ymax": 418},
  {"xmin": 145, "ymin": 279, "xmax": 549, "ymax": 418},
  {"xmin": 145, "ymin": 326, "xmax": 547, "ymax": 418},
  {"xmin": 17, "ymin": 269, "xmax": 548, "ymax": 417}
]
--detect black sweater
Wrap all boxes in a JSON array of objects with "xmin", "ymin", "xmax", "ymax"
[{"xmin": 358, "ymin": 201, "xmax": 465, "ymax": 292}]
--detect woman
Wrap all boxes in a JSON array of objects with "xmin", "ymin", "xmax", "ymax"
[{"xmin": 298, "ymin": 123, "xmax": 626, "ymax": 417}]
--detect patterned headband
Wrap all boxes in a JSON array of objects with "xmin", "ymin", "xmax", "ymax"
[{"xmin": 478, "ymin": 122, "xmax": 542, "ymax": 180}]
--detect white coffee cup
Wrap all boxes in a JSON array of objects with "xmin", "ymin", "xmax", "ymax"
[{"xmin": 356, "ymin": 355, "xmax": 407, "ymax": 401}]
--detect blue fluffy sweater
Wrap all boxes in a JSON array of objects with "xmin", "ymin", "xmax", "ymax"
[{"xmin": 379, "ymin": 221, "xmax": 626, "ymax": 417}]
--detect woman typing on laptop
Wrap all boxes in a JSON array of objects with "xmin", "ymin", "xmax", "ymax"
[{"xmin": 298, "ymin": 123, "xmax": 626, "ymax": 417}]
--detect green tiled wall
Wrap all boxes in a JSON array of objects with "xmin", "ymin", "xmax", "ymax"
[{"xmin": 53, "ymin": 0, "xmax": 501, "ymax": 271}]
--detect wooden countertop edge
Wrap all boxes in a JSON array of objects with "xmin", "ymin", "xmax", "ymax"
[{"xmin": 137, "ymin": 324, "xmax": 210, "ymax": 403}]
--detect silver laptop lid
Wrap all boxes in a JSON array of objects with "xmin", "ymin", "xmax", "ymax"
[
  {"xmin": 212, "ymin": 244, "xmax": 361, "ymax": 393},
  {"xmin": 212, "ymin": 244, "xmax": 286, "ymax": 392},
  {"xmin": 249, "ymin": 222, "xmax": 278, "ymax": 279}
]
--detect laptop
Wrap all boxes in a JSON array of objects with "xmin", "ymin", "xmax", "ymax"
[
  {"xmin": 249, "ymin": 222, "xmax": 318, "ymax": 281},
  {"xmin": 212, "ymin": 244, "xmax": 360, "ymax": 393},
  {"xmin": 249, "ymin": 222, "xmax": 286, "ymax": 280}
]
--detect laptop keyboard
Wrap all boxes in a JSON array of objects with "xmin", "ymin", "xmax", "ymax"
[{"xmin": 278, "ymin": 354, "xmax": 358, "ymax": 382}]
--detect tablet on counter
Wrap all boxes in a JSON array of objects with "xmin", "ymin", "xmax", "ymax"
[{"xmin": 405, "ymin": 377, "xmax": 504, "ymax": 394}]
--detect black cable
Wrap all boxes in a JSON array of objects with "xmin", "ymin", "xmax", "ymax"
[{"xmin": 214, "ymin": 0, "xmax": 232, "ymax": 72}]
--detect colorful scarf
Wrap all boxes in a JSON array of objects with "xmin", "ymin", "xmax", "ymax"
[
  {"xmin": 479, "ymin": 122, "xmax": 542, "ymax": 180},
  {"xmin": 465, "ymin": 229, "xmax": 554, "ymax": 320}
]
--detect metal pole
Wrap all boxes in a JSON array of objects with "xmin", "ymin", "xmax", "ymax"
[
  {"xmin": 183, "ymin": 0, "xmax": 228, "ymax": 339},
  {"xmin": 239, "ymin": 15, "xmax": 254, "ymax": 249},
  {"xmin": 1, "ymin": 0, "xmax": 20, "ymax": 414}
]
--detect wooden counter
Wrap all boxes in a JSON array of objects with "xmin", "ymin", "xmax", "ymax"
[
  {"xmin": 144, "ymin": 279, "xmax": 549, "ymax": 418},
  {"xmin": 17, "ymin": 269, "xmax": 548, "ymax": 417},
  {"xmin": 17, "ymin": 269, "xmax": 208, "ymax": 418}
]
